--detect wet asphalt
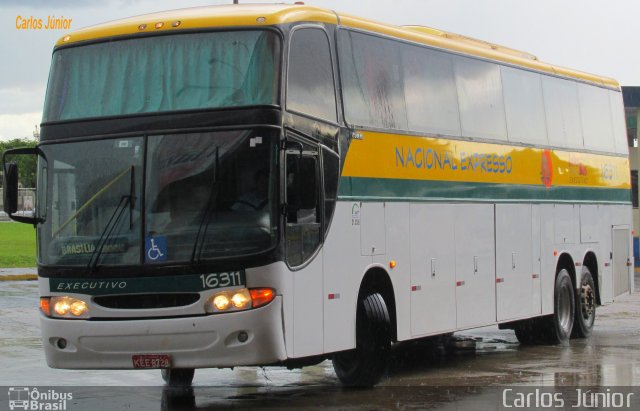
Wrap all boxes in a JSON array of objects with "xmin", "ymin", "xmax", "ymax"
[{"xmin": 1, "ymin": 274, "xmax": 639, "ymax": 410}]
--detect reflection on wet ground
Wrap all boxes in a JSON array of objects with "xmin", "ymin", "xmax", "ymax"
[{"xmin": 2, "ymin": 279, "xmax": 640, "ymax": 409}]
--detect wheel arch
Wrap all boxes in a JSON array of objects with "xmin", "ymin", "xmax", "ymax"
[
  {"xmin": 358, "ymin": 266, "xmax": 397, "ymax": 342},
  {"xmin": 556, "ymin": 252, "xmax": 576, "ymax": 289}
]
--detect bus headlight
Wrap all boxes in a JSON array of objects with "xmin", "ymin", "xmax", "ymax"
[
  {"xmin": 213, "ymin": 294, "xmax": 230, "ymax": 311},
  {"xmin": 230, "ymin": 289, "xmax": 250, "ymax": 308},
  {"xmin": 47, "ymin": 296, "xmax": 90, "ymax": 319},
  {"xmin": 205, "ymin": 288, "xmax": 274, "ymax": 314}
]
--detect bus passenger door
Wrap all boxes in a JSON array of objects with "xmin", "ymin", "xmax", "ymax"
[{"xmin": 284, "ymin": 139, "xmax": 324, "ymax": 357}]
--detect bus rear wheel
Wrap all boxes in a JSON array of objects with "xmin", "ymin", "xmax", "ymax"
[
  {"xmin": 332, "ymin": 293, "xmax": 391, "ymax": 387},
  {"xmin": 161, "ymin": 368, "xmax": 195, "ymax": 387},
  {"xmin": 544, "ymin": 269, "xmax": 575, "ymax": 344},
  {"xmin": 572, "ymin": 268, "xmax": 596, "ymax": 338}
]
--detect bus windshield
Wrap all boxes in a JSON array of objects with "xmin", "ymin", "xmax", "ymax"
[
  {"xmin": 38, "ymin": 130, "xmax": 278, "ymax": 267},
  {"xmin": 43, "ymin": 30, "xmax": 280, "ymax": 122}
]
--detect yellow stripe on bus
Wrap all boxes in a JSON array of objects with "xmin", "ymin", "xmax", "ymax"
[{"xmin": 342, "ymin": 130, "xmax": 630, "ymax": 190}]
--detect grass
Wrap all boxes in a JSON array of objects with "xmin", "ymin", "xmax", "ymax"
[{"xmin": 0, "ymin": 222, "xmax": 36, "ymax": 268}]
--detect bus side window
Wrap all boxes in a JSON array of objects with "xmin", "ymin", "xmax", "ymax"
[{"xmin": 287, "ymin": 27, "xmax": 337, "ymax": 122}]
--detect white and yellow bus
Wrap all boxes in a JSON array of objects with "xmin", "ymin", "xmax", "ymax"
[{"xmin": 2, "ymin": 4, "xmax": 632, "ymax": 387}]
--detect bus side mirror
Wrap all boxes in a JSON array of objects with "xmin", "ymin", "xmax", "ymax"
[
  {"xmin": 2, "ymin": 147, "xmax": 41, "ymax": 225},
  {"xmin": 3, "ymin": 162, "xmax": 19, "ymax": 214}
]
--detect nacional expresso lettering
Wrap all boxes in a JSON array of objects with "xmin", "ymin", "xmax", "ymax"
[{"xmin": 395, "ymin": 146, "xmax": 513, "ymax": 174}]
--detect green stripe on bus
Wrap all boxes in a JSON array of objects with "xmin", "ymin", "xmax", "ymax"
[{"xmin": 337, "ymin": 177, "xmax": 631, "ymax": 203}]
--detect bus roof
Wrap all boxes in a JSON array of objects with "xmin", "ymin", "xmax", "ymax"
[{"xmin": 55, "ymin": 3, "xmax": 619, "ymax": 89}]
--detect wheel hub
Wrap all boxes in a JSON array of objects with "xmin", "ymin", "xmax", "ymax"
[
  {"xmin": 581, "ymin": 283, "xmax": 595, "ymax": 318},
  {"xmin": 559, "ymin": 285, "xmax": 573, "ymax": 331}
]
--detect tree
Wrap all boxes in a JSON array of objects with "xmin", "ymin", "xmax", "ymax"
[{"xmin": 0, "ymin": 138, "xmax": 38, "ymax": 188}]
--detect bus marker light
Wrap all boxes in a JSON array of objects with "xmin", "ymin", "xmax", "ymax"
[
  {"xmin": 532, "ymin": 273, "xmax": 539, "ymax": 279},
  {"xmin": 256, "ymin": 17, "xmax": 266, "ymax": 24},
  {"xmin": 411, "ymin": 285, "xmax": 421, "ymax": 291},
  {"xmin": 553, "ymin": 250, "xmax": 558, "ymax": 257},
  {"xmin": 456, "ymin": 281, "xmax": 465, "ymax": 287},
  {"xmin": 171, "ymin": 21, "xmax": 181, "ymax": 28},
  {"xmin": 138, "ymin": 24, "xmax": 147, "ymax": 30},
  {"xmin": 389, "ymin": 260, "xmax": 396, "ymax": 269},
  {"xmin": 496, "ymin": 278, "xmax": 504, "ymax": 283},
  {"xmin": 328, "ymin": 293, "xmax": 341, "ymax": 300},
  {"xmin": 155, "ymin": 22, "xmax": 164, "ymax": 29},
  {"xmin": 40, "ymin": 297, "xmax": 51, "ymax": 317},
  {"xmin": 250, "ymin": 288, "xmax": 275, "ymax": 308}
]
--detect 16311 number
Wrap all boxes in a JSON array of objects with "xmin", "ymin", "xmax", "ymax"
[{"xmin": 200, "ymin": 271, "xmax": 245, "ymax": 289}]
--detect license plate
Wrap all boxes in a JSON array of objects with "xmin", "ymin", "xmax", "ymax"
[{"xmin": 132, "ymin": 354, "xmax": 171, "ymax": 369}]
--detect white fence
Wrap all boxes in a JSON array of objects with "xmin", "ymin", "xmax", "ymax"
[{"xmin": 0, "ymin": 188, "xmax": 36, "ymax": 220}]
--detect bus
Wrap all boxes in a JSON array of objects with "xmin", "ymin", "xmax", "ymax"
[{"xmin": 2, "ymin": 4, "xmax": 632, "ymax": 387}]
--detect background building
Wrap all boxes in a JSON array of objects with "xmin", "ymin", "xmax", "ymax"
[{"xmin": 623, "ymin": 86, "xmax": 640, "ymax": 265}]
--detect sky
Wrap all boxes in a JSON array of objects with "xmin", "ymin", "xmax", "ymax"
[{"xmin": 1, "ymin": 0, "xmax": 639, "ymax": 141}]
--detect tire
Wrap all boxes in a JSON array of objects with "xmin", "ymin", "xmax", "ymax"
[
  {"xmin": 544, "ymin": 269, "xmax": 575, "ymax": 344},
  {"xmin": 572, "ymin": 268, "xmax": 596, "ymax": 338},
  {"xmin": 513, "ymin": 320, "xmax": 538, "ymax": 345},
  {"xmin": 161, "ymin": 368, "xmax": 195, "ymax": 387},
  {"xmin": 332, "ymin": 293, "xmax": 391, "ymax": 387}
]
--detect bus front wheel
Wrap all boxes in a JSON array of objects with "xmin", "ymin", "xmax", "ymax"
[
  {"xmin": 513, "ymin": 319, "xmax": 538, "ymax": 344},
  {"xmin": 545, "ymin": 269, "xmax": 575, "ymax": 344},
  {"xmin": 161, "ymin": 368, "xmax": 195, "ymax": 387},
  {"xmin": 332, "ymin": 293, "xmax": 391, "ymax": 387},
  {"xmin": 572, "ymin": 268, "xmax": 596, "ymax": 338}
]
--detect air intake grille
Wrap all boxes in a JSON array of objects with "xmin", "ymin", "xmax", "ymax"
[{"xmin": 94, "ymin": 293, "xmax": 200, "ymax": 309}]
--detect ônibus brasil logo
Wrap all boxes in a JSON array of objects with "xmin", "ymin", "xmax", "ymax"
[{"xmin": 8, "ymin": 387, "xmax": 72, "ymax": 410}]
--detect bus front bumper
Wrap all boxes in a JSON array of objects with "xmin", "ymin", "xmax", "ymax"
[{"xmin": 40, "ymin": 296, "xmax": 287, "ymax": 369}]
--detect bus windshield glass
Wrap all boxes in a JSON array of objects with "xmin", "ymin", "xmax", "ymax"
[
  {"xmin": 43, "ymin": 30, "xmax": 280, "ymax": 122},
  {"xmin": 38, "ymin": 130, "xmax": 278, "ymax": 267}
]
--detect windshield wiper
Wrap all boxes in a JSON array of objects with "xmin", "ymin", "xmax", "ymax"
[
  {"xmin": 53, "ymin": 166, "xmax": 133, "ymax": 238},
  {"xmin": 87, "ymin": 166, "xmax": 135, "ymax": 272},
  {"xmin": 191, "ymin": 147, "xmax": 219, "ymax": 264}
]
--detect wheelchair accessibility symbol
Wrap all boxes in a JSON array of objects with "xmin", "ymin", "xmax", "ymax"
[{"xmin": 145, "ymin": 236, "xmax": 167, "ymax": 262}]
